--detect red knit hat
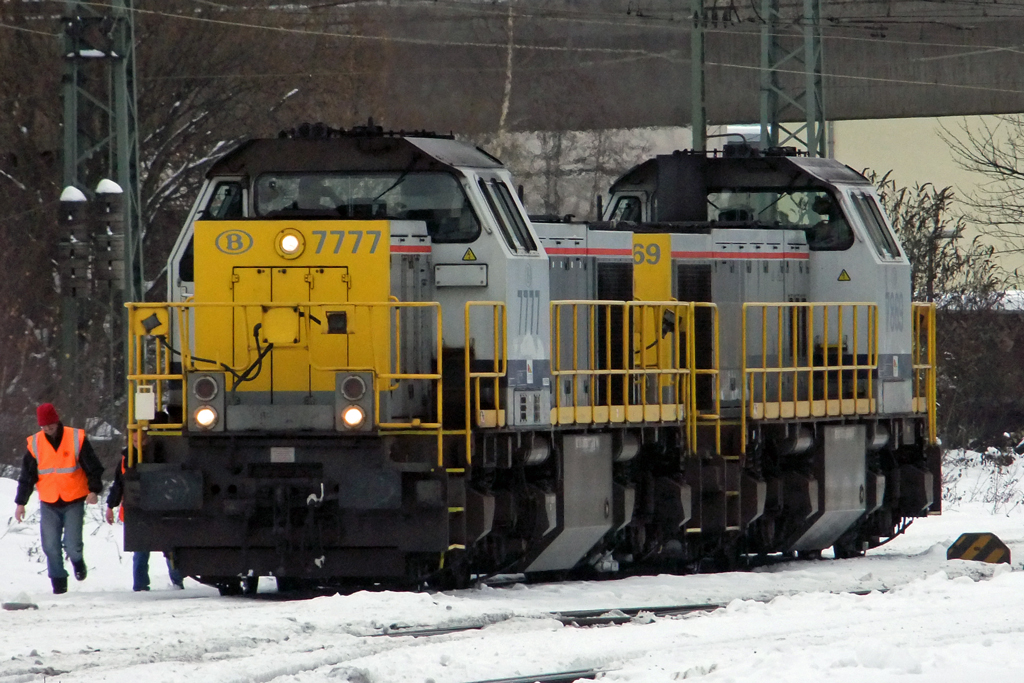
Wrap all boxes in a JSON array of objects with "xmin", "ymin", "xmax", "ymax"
[{"xmin": 36, "ymin": 403, "xmax": 59, "ymax": 427}]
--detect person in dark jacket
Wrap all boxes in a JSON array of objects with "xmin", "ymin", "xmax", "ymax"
[
  {"xmin": 13, "ymin": 403, "xmax": 103, "ymax": 594},
  {"xmin": 105, "ymin": 415, "xmax": 184, "ymax": 591}
]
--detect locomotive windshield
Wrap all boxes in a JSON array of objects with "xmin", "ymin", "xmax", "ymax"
[
  {"xmin": 707, "ymin": 189, "xmax": 854, "ymax": 251},
  {"xmin": 253, "ymin": 171, "xmax": 481, "ymax": 243}
]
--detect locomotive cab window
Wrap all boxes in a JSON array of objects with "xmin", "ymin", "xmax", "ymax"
[
  {"xmin": 203, "ymin": 181, "xmax": 245, "ymax": 220},
  {"xmin": 479, "ymin": 179, "xmax": 537, "ymax": 253},
  {"xmin": 253, "ymin": 172, "xmax": 481, "ymax": 243},
  {"xmin": 478, "ymin": 179, "xmax": 520, "ymax": 252},
  {"xmin": 608, "ymin": 195, "xmax": 643, "ymax": 222},
  {"xmin": 707, "ymin": 188, "xmax": 853, "ymax": 251},
  {"xmin": 850, "ymin": 191, "xmax": 901, "ymax": 259},
  {"xmin": 178, "ymin": 236, "xmax": 194, "ymax": 283}
]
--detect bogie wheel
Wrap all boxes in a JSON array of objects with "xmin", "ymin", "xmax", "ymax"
[
  {"xmin": 275, "ymin": 577, "xmax": 307, "ymax": 592},
  {"xmin": 436, "ymin": 558, "xmax": 472, "ymax": 591},
  {"xmin": 242, "ymin": 577, "xmax": 259, "ymax": 595},
  {"xmin": 216, "ymin": 579, "xmax": 243, "ymax": 596}
]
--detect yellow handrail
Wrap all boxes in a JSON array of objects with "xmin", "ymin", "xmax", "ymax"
[
  {"xmin": 911, "ymin": 302, "xmax": 937, "ymax": 444},
  {"xmin": 463, "ymin": 302, "xmax": 508, "ymax": 465},
  {"xmin": 548, "ymin": 300, "xmax": 717, "ymax": 452},
  {"xmin": 741, "ymin": 301, "xmax": 879, "ymax": 452},
  {"xmin": 125, "ymin": 300, "xmax": 444, "ymax": 464},
  {"xmin": 689, "ymin": 302, "xmax": 721, "ymax": 455}
]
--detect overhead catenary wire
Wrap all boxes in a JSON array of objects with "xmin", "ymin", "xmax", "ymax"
[
  {"xmin": 12, "ymin": 0, "xmax": 1024, "ymax": 59},
  {"xmin": 3, "ymin": 0, "xmax": 1021, "ymax": 98}
]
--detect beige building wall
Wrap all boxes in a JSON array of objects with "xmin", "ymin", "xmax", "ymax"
[{"xmin": 833, "ymin": 116, "xmax": 1024, "ymax": 275}]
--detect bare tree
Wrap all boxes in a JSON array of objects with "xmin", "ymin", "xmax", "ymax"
[
  {"xmin": 134, "ymin": 1, "xmax": 391, "ymax": 295},
  {"xmin": 873, "ymin": 172, "xmax": 1006, "ymax": 310},
  {"xmin": 873, "ymin": 171, "xmax": 1018, "ymax": 448},
  {"xmin": 940, "ymin": 116, "xmax": 1024, "ymax": 255},
  {"xmin": 489, "ymin": 128, "xmax": 653, "ymax": 220},
  {"xmin": 0, "ymin": 1, "xmax": 396, "ymax": 469},
  {"xmin": 0, "ymin": 6, "xmax": 68, "ymax": 465}
]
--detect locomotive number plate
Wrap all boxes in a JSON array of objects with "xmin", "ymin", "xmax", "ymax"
[{"xmin": 311, "ymin": 230, "xmax": 382, "ymax": 254}]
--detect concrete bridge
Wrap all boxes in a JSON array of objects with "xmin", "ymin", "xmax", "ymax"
[{"xmin": 337, "ymin": 0, "xmax": 1024, "ymax": 133}]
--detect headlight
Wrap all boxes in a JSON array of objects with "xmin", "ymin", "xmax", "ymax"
[
  {"xmin": 193, "ymin": 375, "xmax": 219, "ymax": 402},
  {"xmin": 341, "ymin": 375, "xmax": 366, "ymax": 401},
  {"xmin": 341, "ymin": 405, "xmax": 365, "ymax": 429},
  {"xmin": 276, "ymin": 228, "xmax": 305, "ymax": 259},
  {"xmin": 194, "ymin": 406, "xmax": 218, "ymax": 429}
]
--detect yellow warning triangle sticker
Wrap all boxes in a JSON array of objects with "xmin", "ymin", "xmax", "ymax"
[
  {"xmin": 462, "ymin": 248, "xmax": 477, "ymax": 262},
  {"xmin": 838, "ymin": 269, "xmax": 851, "ymax": 282}
]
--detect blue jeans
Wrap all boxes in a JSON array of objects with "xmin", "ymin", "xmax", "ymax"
[
  {"xmin": 132, "ymin": 552, "xmax": 185, "ymax": 591},
  {"xmin": 39, "ymin": 500, "xmax": 85, "ymax": 580}
]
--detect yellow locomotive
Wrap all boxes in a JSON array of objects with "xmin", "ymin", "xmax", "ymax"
[{"xmin": 125, "ymin": 123, "xmax": 938, "ymax": 593}]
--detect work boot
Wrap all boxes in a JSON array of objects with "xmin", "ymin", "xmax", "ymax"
[
  {"xmin": 51, "ymin": 578, "xmax": 68, "ymax": 594},
  {"xmin": 72, "ymin": 560, "xmax": 87, "ymax": 581}
]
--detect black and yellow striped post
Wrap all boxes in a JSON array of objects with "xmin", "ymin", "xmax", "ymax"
[{"xmin": 947, "ymin": 533, "xmax": 1011, "ymax": 564}]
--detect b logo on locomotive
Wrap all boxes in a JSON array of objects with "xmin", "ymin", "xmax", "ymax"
[{"xmin": 215, "ymin": 229, "xmax": 254, "ymax": 255}]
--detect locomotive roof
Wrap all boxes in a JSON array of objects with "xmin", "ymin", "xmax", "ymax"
[
  {"xmin": 207, "ymin": 131, "xmax": 502, "ymax": 179},
  {"xmin": 607, "ymin": 148, "xmax": 873, "ymax": 223},
  {"xmin": 610, "ymin": 150, "xmax": 871, "ymax": 193}
]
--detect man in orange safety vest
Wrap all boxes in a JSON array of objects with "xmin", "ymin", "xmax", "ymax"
[{"xmin": 13, "ymin": 403, "xmax": 104, "ymax": 594}]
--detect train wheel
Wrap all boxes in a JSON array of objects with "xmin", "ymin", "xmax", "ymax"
[
  {"xmin": 276, "ymin": 577, "xmax": 303, "ymax": 592},
  {"xmin": 832, "ymin": 532, "xmax": 866, "ymax": 559},
  {"xmin": 438, "ymin": 563, "xmax": 472, "ymax": 591},
  {"xmin": 215, "ymin": 579, "xmax": 243, "ymax": 596},
  {"xmin": 242, "ymin": 577, "xmax": 259, "ymax": 595}
]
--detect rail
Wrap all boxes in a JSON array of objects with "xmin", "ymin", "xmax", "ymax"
[
  {"xmin": 741, "ymin": 302, "xmax": 879, "ymax": 452},
  {"xmin": 911, "ymin": 302, "xmax": 937, "ymax": 444},
  {"xmin": 125, "ymin": 300, "xmax": 443, "ymax": 465}
]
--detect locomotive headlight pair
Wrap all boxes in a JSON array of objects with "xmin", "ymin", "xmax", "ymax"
[
  {"xmin": 188, "ymin": 373, "xmax": 225, "ymax": 432},
  {"xmin": 275, "ymin": 228, "xmax": 305, "ymax": 259},
  {"xmin": 194, "ymin": 375, "xmax": 219, "ymax": 429},
  {"xmin": 341, "ymin": 376, "xmax": 366, "ymax": 428},
  {"xmin": 336, "ymin": 372, "xmax": 373, "ymax": 432}
]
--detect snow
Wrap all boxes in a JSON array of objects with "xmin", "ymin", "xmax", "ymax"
[
  {"xmin": 2, "ymin": 458, "xmax": 1024, "ymax": 683},
  {"xmin": 60, "ymin": 186, "xmax": 88, "ymax": 202},
  {"xmin": 67, "ymin": 49, "xmax": 118, "ymax": 59},
  {"xmin": 95, "ymin": 179, "xmax": 124, "ymax": 195}
]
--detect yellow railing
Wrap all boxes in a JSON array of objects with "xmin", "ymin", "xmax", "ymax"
[
  {"xmin": 126, "ymin": 303, "xmax": 190, "ymax": 466},
  {"xmin": 464, "ymin": 302, "xmax": 508, "ymax": 464},
  {"xmin": 689, "ymin": 302, "xmax": 722, "ymax": 455},
  {"xmin": 741, "ymin": 302, "xmax": 879, "ymax": 451},
  {"xmin": 911, "ymin": 302, "xmax": 937, "ymax": 444},
  {"xmin": 549, "ymin": 300, "xmax": 690, "ymax": 426},
  {"xmin": 459, "ymin": 300, "xmax": 720, "ymax": 463},
  {"xmin": 125, "ymin": 300, "xmax": 444, "ymax": 464}
]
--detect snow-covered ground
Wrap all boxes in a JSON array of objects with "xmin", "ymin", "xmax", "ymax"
[{"xmin": 3, "ymin": 453, "xmax": 1024, "ymax": 683}]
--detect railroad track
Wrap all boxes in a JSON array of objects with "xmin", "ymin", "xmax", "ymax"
[
  {"xmin": 554, "ymin": 603, "xmax": 721, "ymax": 626},
  {"xmin": 463, "ymin": 669, "xmax": 602, "ymax": 683},
  {"xmin": 376, "ymin": 601, "xmax": 726, "ymax": 638},
  {"xmin": 378, "ymin": 589, "xmax": 888, "ymax": 683}
]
